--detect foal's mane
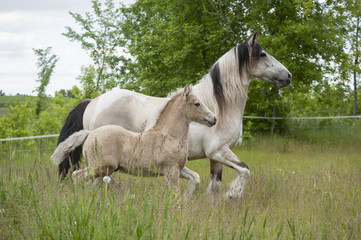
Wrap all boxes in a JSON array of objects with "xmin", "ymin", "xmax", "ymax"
[{"xmin": 153, "ymin": 92, "xmax": 183, "ymax": 129}]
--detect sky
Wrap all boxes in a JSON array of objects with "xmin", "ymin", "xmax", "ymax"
[{"xmin": 0, "ymin": 0, "xmax": 133, "ymax": 96}]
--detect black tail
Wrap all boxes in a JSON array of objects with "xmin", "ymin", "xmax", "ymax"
[{"xmin": 57, "ymin": 99, "xmax": 91, "ymax": 180}]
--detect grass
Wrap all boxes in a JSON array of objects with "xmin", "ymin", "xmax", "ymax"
[{"xmin": 0, "ymin": 130, "xmax": 360, "ymax": 239}]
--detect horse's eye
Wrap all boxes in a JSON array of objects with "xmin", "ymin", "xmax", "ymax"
[
  {"xmin": 261, "ymin": 52, "xmax": 267, "ymax": 57},
  {"xmin": 194, "ymin": 103, "xmax": 200, "ymax": 107}
]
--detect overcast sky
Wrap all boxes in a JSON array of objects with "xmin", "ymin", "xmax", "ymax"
[{"xmin": 0, "ymin": 0, "xmax": 133, "ymax": 96}]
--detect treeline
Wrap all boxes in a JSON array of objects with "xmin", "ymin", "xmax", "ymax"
[
  {"xmin": 64, "ymin": 0, "xmax": 360, "ymax": 128},
  {"xmin": 0, "ymin": 0, "xmax": 360, "ymax": 140}
]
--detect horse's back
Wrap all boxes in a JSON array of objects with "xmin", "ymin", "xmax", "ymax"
[{"xmin": 83, "ymin": 88, "xmax": 169, "ymax": 132}]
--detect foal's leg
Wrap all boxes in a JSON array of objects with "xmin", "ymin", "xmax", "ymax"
[
  {"xmin": 180, "ymin": 167, "xmax": 200, "ymax": 200},
  {"xmin": 209, "ymin": 146, "xmax": 250, "ymax": 199},
  {"xmin": 207, "ymin": 160, "xmax": 222, "ymax": 196},
  {"xmin": 85, "ymin": 165, "xmax": 119, "ymax": 189},
  {"xmin": 164, "ymin": 167, "xmax": 181, "ymax": 191}
]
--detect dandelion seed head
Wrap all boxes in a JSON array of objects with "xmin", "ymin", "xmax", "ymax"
[{"xmin": 103, "ymin": 176, "xmax": 111, "ymax": 184}]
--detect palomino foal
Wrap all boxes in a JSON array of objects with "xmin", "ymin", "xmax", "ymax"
[{"xmin": 51, "ymin": 85, "xmax": 216, "ymax": 198}]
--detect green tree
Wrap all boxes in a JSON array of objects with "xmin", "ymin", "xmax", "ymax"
[
  {"xmin": 63, "ymin": 0, "xmax": 127, "ymax": 97},
  {"xmin": 120, "ymin": 0, "xmax": 234, "ymax": 96},
  {"xmin": 228, "ymin": 0, "xmax": 349, "ymax": 133},
  {"xmin": 33, "ymin": 47, "xmax": 59, "ymax": 115},
  {"xmin": 343, "ymin": 0, "xmax": 361, "ymax": 116}
]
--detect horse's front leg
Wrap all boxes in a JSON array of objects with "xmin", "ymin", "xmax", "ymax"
[
  {"xmin": 209, "ymin": 146, "xmax": 250, "ymax": 199},
  {"xmin": 207, "ymin": 160, "xmax": 222, "ymax": 196},
  {"xmin": 180, "ymin": 167, "xmax": 200, "ymax": 200}
]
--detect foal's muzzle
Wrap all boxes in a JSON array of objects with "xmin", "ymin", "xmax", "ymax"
[{"xmin": 204, "ymin": 114, "xmax": 217, "ymax": 127}]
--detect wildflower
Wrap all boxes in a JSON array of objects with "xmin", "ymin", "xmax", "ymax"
[{"xmin": 103, "ymin": 176, "xmax": 111, "ymax": 184}]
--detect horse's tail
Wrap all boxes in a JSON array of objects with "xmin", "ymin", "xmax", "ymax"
[
  {"xmin": 52, "ymin": 130, "xmax": 91, "ymax": 166},
  {"xmin": 57, "ymin": 99, "xmax": 91, "ymax": 179}
]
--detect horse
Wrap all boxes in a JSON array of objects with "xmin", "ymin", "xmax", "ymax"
[
  {"xmin": 56, "ymin": 33, "xmax": 292, "ymax": 199},
  {"xmin": 51, "ymin": 85, "xmax": 216, "ymax": 199}
]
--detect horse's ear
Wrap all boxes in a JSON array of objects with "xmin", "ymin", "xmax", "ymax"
[
  {"xmin": 248, "ymin": 32, "xmax": 258, "ymax": 47},
  {"xmin": 183, "ymin": 84, "xmax": 192, "ymax": 97}
]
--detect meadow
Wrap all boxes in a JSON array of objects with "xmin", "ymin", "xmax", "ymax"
[{"xmin": 0, "ymin": 128, "xmax": 360, "ymax": 239}]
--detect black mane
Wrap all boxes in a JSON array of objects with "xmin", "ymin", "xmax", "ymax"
[
  {"xmin": 210, "ymin": 62, "xmax": 224, "ymax": 115},
  {"xmin": 235, "ymin": 40, "xmax": 263, "ymax": 77}
]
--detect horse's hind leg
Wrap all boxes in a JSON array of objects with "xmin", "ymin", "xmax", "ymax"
[
  {"xmin": 180, "ymin": 167, "xmax": 200, "ymax": 200},
  {"xmin": 207, "ymin": 160, "xmax": 222, "ymax": 196}
]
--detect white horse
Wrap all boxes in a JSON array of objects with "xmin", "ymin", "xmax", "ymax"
[{"xmin": 56, "ymin": 33, "xmax": 291, "ymax": 199}]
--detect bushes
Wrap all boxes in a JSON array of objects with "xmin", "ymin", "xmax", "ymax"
[{"xmin": 0, "ymin": 94, "xmax": 81, "ymax": 150}]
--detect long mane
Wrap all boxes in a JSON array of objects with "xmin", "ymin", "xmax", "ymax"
[
  {"xmin": 206, "ymin": 40, "xmax": 263, "ymax": 115},
  {"xmin": 168, "ymin": 39, "xmax": 263, "ymax": 117}
]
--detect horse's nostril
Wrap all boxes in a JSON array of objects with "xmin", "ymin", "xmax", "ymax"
[{"xmin": 288, "ymin": 73, "xmax": 292, "ymax": 79}]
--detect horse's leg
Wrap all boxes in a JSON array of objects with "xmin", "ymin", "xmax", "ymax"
[
  {"xmin": 207, "ymin": 160, "xmax": 222, "ymax": 196},
  {"xmin": 180, "ymin": 167, "xmax": 200, "ymax": 200},
  {"xmin": 209, "ymin": 146, "xmax": 250, "ymax": 199},
  {"xmin": 72, "ymin": 167, "xmax": 89, "ymax": 179},
  {"xmin": 69, "ymin": 146, "xmax": 83, "ymax": 171},
  {"xmin": 164, "ymin": 167, "xmax": 180, "ymax": 192},
  {"xmin": 108, "ymin": 176, "xmax": 119, "ymax": 185},
  {"xmin": 85, "ymin": 166, "xmax": 118, "ymax": 188}
]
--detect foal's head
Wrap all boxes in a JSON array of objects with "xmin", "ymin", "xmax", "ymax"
[{"xmin": 182, "ymin": 85, "xmax": 216, "ymax": 127}]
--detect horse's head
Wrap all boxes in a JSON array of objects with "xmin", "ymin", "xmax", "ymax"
[
  {"xmin": 248, "ymin": 33, "xmax": 292, "ymax": 88},
  {"xmin": 182, "ymin": 85, "xmax": 216, "ymax": 127}
]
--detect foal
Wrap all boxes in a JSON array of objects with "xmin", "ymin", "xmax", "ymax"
[{"xmin": 51, "ymin": 85, "xmax": 216, "ymax": 198}]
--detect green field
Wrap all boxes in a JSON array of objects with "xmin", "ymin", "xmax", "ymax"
[{"xmin": 0, "ymin": 130, "xmax": 360, "ymax": 239}]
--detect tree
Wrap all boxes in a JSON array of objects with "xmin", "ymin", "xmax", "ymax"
[
  {"xmin": 220, "ymin": 0, "xmax": 349, "ymax": 133},
  {"xmin": 33, "ymin": 47, "xmax": 59, "ymax": 115},
  {"xmin": 120, "ymin": 0, "xmax": 235, "ymax": 96},
  {"xmin": 63, "ymin": 0, "xmax": 127, "ymax": 97},
  {"xmin": 0, "ymin": 90, "xmax": 5, "ymax": 96},
  {"xmin": 344, "ymin": 0, "xmax": 361, "ymax": 116},
  {"xmin": 63, "ymin": 0, "xmax": 357, "ymax": 134}
]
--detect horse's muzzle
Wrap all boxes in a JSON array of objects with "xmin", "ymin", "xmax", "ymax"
[{"xmin": 276, "ymin": 72, "xmax": 292, "ymax": 88}]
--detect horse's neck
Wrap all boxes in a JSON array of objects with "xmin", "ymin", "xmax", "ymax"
[
  {"xmin": 194, "ymin": 74, "xmax": 249, "ymax": 119},
  {"xmin": 152, "ymin": 98, "xmax": 189, "ymax": 139}
]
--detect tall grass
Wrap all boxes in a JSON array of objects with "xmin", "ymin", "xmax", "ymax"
[{"xmin": 0, "ymin": 130, "xmax": 360, "ymax": 239}]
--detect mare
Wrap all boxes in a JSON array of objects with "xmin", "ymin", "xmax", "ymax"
[
  {"xmin": 56, "ymin": 33, "xmax": 292, "ymax": 199},
  {"xmin": 51, "ymin": 85, "xmax": 216, "ymax": 199}
]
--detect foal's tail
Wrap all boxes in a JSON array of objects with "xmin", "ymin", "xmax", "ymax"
[
  {"xmin": 51, "ymin": 130, "xmax": 91, "ymax": 166},
  {"xmin": 57, "ymin": 99, "xmax": 91, "ymax": 179}
]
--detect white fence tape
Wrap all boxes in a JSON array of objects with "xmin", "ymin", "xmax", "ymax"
[
  {"xmin": 0, "ymin": 134, "xmax": 59, "ymax": 142},
  {"xmin": 0, "ymin": 115, "xmax": 360, "ymax": 142},
  {"xmin": 243, "ymin": 115, "xmax": 361, "ymax": 120}
]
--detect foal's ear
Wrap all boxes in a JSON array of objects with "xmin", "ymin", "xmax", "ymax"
[
  {"xmin": 183, "ymin": 84, "xmax": 193, "ymax": 97},
  {"xmin": 248, "ymin": 32, "xmax": 258, "ymax": 47}
]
